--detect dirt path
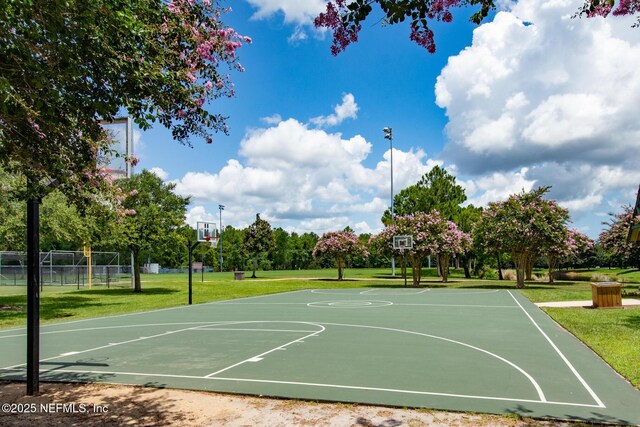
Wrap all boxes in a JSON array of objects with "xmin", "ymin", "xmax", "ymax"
[{"xmin": 0, "ymin": 381, "xmax": 581, "ymax": 426}]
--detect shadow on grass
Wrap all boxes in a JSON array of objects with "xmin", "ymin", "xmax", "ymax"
[
  {"xmin": 1, "ymin": 287, "xmax": 181, "ymax": 327},
  {"xmin": 618, "ymin": 269, "xmax": 640, "ymax": 276},
  {"xmin": 75, "ymin": 287, "xmax": 179, "ymax": 296},
  {"xmin": 621, "ymin": 315, "xmax": 640, "ymax": 328}
]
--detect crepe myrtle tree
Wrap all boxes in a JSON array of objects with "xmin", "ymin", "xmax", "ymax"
[
  {"xmin": 476, "ymin": 187, "xmax": 570, "ymax": 288},
  {"xmin": 1, "ymin": 0, "xmax": 250, "ymax": 203},
  {"xmin": 371, "ymin": 211, "xmax": 471, "ymax": 285},
  {"xmin": 316, "ymin": 0, "xmax": 640, "ymax": 57},
  {"xmin": 598, "ymin": 205, "xmax": 640, "ymax": 269},
  {"xmin": 313, "ymin": 231, "xmax": 368, "ymax": 280},
  {"xmin": 545, "ymin": 229, "xmax": 594, "ymax": 284},
  {"xmin": 579, "ymin": 0, "xmax": 640, "ymax": 25},
  {"xmin": 315, "ymin": 0, "xmax": 496, "ymax": 55}
]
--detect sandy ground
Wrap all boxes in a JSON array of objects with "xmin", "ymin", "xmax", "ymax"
[{"xmin": 0, "ymin": 381, "xmax": 583, "ymax": 427}]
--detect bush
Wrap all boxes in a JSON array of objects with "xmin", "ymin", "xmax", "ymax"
[
  {"xmin": 478, "ymin": 265, "xmax": 497, "ymax": 280},
  {"xmin": 590, "ymin": 273, "xmax": 612, "ymax": 283},
  {"xmin": 502, "ymin": 269, "xmax": 516, "ymax": 281},
  {"xmin": 555, "ymin": 271, "xmax": 585, "ymax": 281}
]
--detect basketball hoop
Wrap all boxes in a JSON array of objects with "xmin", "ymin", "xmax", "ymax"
[
  {"xmin": 393, "ymin": 235, "xmax": 413, "ymax": 253},
  {"xmin": 205, "ymin": 235, "xmax": 218, "ymax": 248}
]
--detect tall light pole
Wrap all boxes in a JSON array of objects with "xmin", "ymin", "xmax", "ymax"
[
  {"xmin": 218, "ymin": 204, "xmax": 224, "ymax": 272},
  {"xmin": 383, "ymin": 127, "xmax": 396, "ymax": 276}
]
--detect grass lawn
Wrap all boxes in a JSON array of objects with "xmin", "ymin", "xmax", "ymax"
[
  {"xmin": 1, "ymin": 267, "xmax": 639, "ymax": 390},
  {"xmin": 543, "ymin": 306, "xmax": 640, "ymax": 387}
]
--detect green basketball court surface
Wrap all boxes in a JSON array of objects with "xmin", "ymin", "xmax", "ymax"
[{"xmin": 1, "ymin": 288, "xmax": 639, "ymax": 424}]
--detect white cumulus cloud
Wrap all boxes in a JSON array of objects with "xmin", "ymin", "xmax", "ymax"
[
  {"xmin": 171, "ymin": 111, "xmax": 437, "ymax": 233},
  {"xmin": 148, "ymin": 167, "xmax": 168, "ymax": 181},
  {"xmin": 245, "ymin": 0, "xmax": 326, "ymax": 25},
  {"xmin": 436, "ymin": 0, "xmax": 640, "ymax": 233},
  {"xmin": 310, "ymin": 93, "xmax": 359, "ymax": 128}
]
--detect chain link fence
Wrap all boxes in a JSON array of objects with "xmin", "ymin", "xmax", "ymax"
[{"xmin": 0, "ymin": 251, "xmax": 130, "ymax": 287}]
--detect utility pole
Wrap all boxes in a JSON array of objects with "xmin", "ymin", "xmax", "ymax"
[
  {"xmin": 218, "ymin": 204, "xmax": 225, "ymax": 272},
  {"xmin": 383, "ymin": 127, "xmax": 395, "ymax": 276}
]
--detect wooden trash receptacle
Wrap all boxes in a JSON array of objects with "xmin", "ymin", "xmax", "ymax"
[
  {"xmin": 591, "ymin": 282, "xmax": 622, "ymax": 308},
  {"xmin": 234, "ymin": 271, "xmax": 245, "ymax": 281}
]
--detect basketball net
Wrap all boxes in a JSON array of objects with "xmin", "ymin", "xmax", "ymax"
[{"xmin": 205, "ymin": 236, "xmax": 218, "ymax": 248}]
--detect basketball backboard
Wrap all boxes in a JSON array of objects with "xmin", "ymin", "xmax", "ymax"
[
  {"xmin": 393, "ymin": 235, "xmax": 414, "ymax": 251},
  {"xmin": 99, "ymin": 117, "xmax": 134, "ymax": 179},
  {"xmin": 197, "ymin": 221, "xmax": 218, "ymax": 247}
]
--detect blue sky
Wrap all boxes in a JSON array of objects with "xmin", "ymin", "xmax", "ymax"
[{"xmin": 133, "ymin": 0, "xmax": 640, "ymax": 238}]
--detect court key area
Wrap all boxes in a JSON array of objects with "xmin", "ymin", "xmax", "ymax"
[{"xmin": 1, "ymin": 288, "xmax": 640, "ymax": 424}]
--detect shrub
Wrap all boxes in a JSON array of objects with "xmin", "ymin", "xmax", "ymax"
[
  {"xmin": 591, "ymin": 273, "xmax": 612, "ymax": 283},
  {"xmin": 502, "ymin": 269, "xmax": 516, "ymax": 281}
]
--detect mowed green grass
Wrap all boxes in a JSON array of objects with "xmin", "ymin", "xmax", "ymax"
[
  {"xmin": 543, "ymin": 307, "xmax": 640, "ymax": 387},
  {"xmin": 1, "ymin": 267, "xmax": 639, "ymax": 390}
]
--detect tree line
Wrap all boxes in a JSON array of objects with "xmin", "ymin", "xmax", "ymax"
[{"xmin": 1, "ymin": 166, "xmax": 638, "ymax": 290}]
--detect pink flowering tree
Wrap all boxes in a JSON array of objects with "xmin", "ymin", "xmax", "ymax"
[
  {"xmin": 476, "ymin": 187, "xmax": 570, "ymax": 288},
  {"xmin": 371, "ymin": 211, "xmax": 471, "ymax": 285},
  {"xmin": 314, "ymin": 0, "xmax": 496, "ymax": 55},
  {"xmin": 545, "ymin": 229, "xmax": 594, "ymax": 283},
  {"xmin": 1, "ymin": 0, "xmax": 249, "ymax": 204},
  {"xmin": 579, "ymin": 0, "xmax": 640, "ymax": 26},
  {"xmin": 598, "ymin": 205, "xmax": 640, "ymax": 269},
  {"xmin": 313, "ymin": 231, "xmax": 368, "ymax": 280}
]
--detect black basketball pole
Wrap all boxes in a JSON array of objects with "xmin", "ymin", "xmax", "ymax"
[
  {"xmin": 187, "ymin": 240, "xmax": 200, "ymax": 305},
  {"xmin": 26, "ymin": 192, "xmax": 41, "ymax": 395}
]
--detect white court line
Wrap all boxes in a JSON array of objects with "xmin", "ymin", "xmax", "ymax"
[
  {"xmin": 206, "ymin": 302, "xmax": 306, "ymax": 306},
  {"xmin": 360, "ymin": 289, "xmax": 430, "ymax": 295},
  {"xmin": 0, "ymin": 323, "xmax": 220, "ymax": 372},
  {"xmin": 309, "ymin": 289, "xmax": 364, "ymax": 295},
  {"xmin": 427, "ymin": 290, "xmax": 501, "ymax": 295},
  {"xmin": 204, "ymin": 323, "xmax": 326, "ymax": 378},
  {"xmin": 0, "ymin": 321, "xmax": 313, "ymax": 341},
  {"xmin": 201, "ymin": 302, "xmax": 516, "ymax": 309},
  {"xmin": 0, "ymin": 322, "xmax": 228, "ymax": 339},
  {"xmin": 197, "ymin": 328, "xmax": 320, "ymax": 333},
  {"xmin": 508, "ymin": 291, "xmax": 605, "ymax": 408},
  {"xmin": 393, "ymin": 303, "xmax": 517, "ymax": 308},
  {"xmin": 1, "ymin": 319, "xmax": 546, "ymax": 404},
  {"xmin": 24, "ymin": 368, "xmax": 603, "ymax": 409},
  {"xmin": 317, "ymin": 321, "xmax": 546, "ymax": 403},
  {"xmin": 210, "ymin": 290, "xmax": 310, "ymax": 304},
  {"xmin": 0, "ymin": 289, "xmax": 311, "ymax": 334}
]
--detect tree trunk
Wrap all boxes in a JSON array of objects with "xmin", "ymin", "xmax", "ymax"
[
  {"xmin": 251, "ymin": 256, "xmax": 257, "ymax": 278},
  {"xmin": 439, "ymin": 254, "xmax": 450, "ymax": 283},
  {"xmin": 337, "ymin": 256, "xmax": 344, "ymax": 280},
  {"xmin": 547, "ymin": 255, "xmax": 558, "ymax": 284},
  {"xmin": 496, "ymin": 253, "xmax": 504, "ymax": 280},
  {"xmin": 525, "ymin": 256, "xmax": 534, "ymax": 281},
  {"xmin": 463, "ymin": 255, "xmax": 471, "ymax": 279},
  {"xmin": 512, "ymin": 251, "xmax": 527, "ymax": 289},
  {"xmin": 132, "ymin": 248, "xmax": 142, "ymax": 293},
  {"xmin": 410, "ymin": 255, "xmax": 422, "ymax": 286}
]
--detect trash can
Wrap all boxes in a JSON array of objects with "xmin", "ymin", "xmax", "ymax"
[
  {"xmin": 234, "ymin": 271, "xmax": 245, "ymax": 281},
  {"xmin": 591, "ymin": 282, "xmax": 622, "ymax": 308}
]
